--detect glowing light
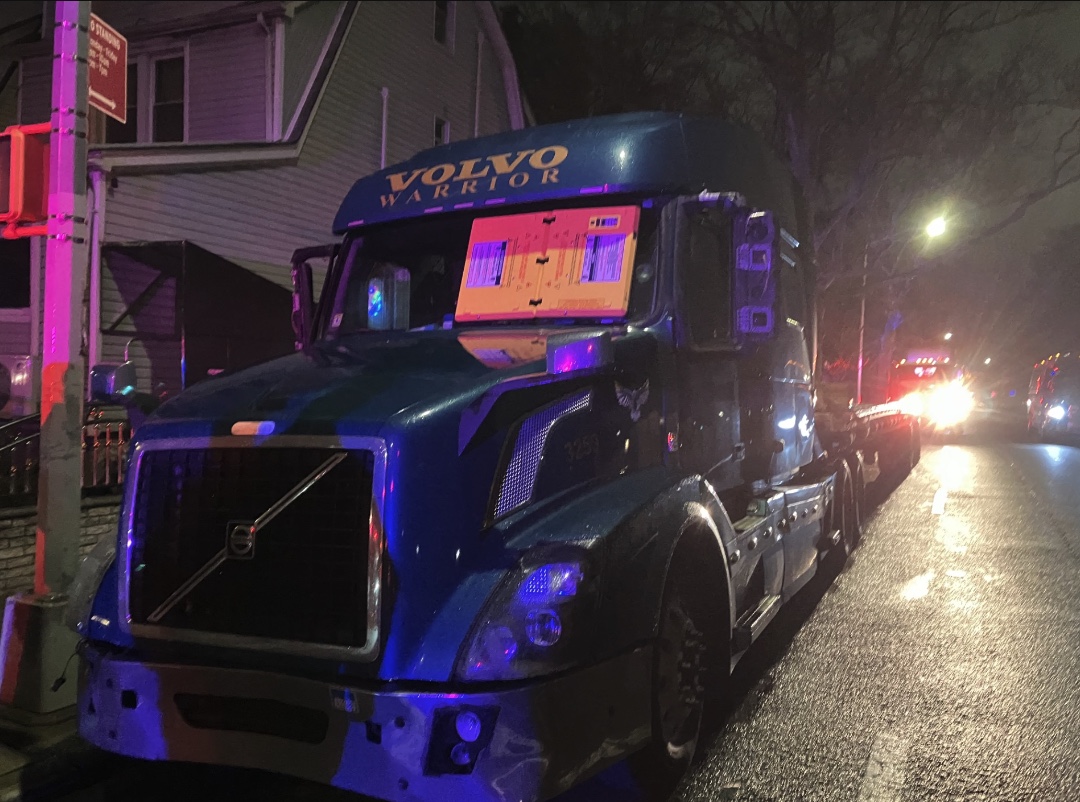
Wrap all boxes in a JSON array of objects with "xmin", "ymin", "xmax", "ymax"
[
  {"xmin": 926, "ymin": 216, "xmax": 947, "ymax": 237},
  {"xmin": 899, "ymin": 392, "xmax": 924, "ymax": 417},
  {"xmin": 944, "ymin": 332, "xmax": 953, "ymax": 341},
  {"xmin": 924, "ymin": 381, "xmax": 974, "ymax": 428},
  {"xmin": 984, "ymin": 357, "xmax": 991, "ymax": 365},
  {"xmin": 1047, "ymin": 405, "xmax": 1066, "ymax": 421}
]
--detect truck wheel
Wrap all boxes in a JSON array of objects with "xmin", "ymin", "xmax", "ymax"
[
  {"xmin": 629, "ymin": 546, "xmax": 717, "ymax": 795},
  {"xmin": 826, "ymin": 467, "xmax": 857, "ymax": 573}
]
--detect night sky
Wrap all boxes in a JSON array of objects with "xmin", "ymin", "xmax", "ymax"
[{"xmin": 501, "ymin": 1, "xmax": 1080, "ymax": 397}]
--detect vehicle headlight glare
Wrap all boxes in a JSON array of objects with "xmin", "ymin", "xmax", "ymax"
[
  {"xmin": 926, "ymin": 381, "xmax": 974, "ymax": 427},
  {"xmin": 458, "ymin": 559, "xmax": 589, "ymax": 682},
  {"xmin": 524, "ymin": 608, "xmax": 562, "ymax": 647},
  {"xmin": 899, "ymin": 392, "xmax": 924, "ymax": 417},
  {"xmin": 1047, "ymin": 405, "xmax": 1066, "ymax": 421}
]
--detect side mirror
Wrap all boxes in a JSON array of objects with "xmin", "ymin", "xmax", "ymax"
[
  {"xmin": 733, "ymin": 210, "xmax": 778, "ymax": 338},
  {"xmin": 88, "ymin": 361, "xmax": 137, "ymax": 405},
  {"xmin": 291, "ymin": 260, "xmax": 314, "ymax": 349}
]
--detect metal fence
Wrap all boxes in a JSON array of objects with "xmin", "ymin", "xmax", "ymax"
[{"xmin": 0, "ymin": 410, "xmax": 131, "ymax": 507}]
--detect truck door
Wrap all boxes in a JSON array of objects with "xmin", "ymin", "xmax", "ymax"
[
  {"xmin": 673, "ymin": 199, "xmax": 783, "ymax": 604},
  {"xmin": 773, "ymin": 234, "xmax": 821, "ymax": 590}
]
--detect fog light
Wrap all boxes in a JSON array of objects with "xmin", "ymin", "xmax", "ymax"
[
  {"xmin": 525, "ymin": 608, "xmax": 562, "ymax": 647},
  {"xmin": 455, "ymin": 711, "xmax": 482, "ymax": 743},
  {"xmin": 450, "ymin": 743, "xmax": 472, "ymax": 766}
]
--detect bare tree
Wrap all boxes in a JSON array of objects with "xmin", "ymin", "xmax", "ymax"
[{"xmin": 502, "ymin": 1, "xmax": 1080, "ymax": 384}]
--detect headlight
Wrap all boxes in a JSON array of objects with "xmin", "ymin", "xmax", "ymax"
[
  {"xmin": 64, "ymin": 535, "xmax": 115, "ymax": 636},
  {"xmin": 899, "ymin": 392, "xmax": 924, "ymax": 417},
  {"xmin": 1047, "ymin": 405, "xmax": 1067, "ymax": 421},
  {"xmin": 926, "ymin": 382, "xmax": 975, "ymax": 427},
  {"xmin": 457, "ymin": 559, "xmax": 593, "ymax": 682}
]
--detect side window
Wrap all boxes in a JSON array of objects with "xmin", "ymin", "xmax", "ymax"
[
  {"xmin": 0, "ymin": 240, "xmax": 31, "ymax": 309},
  {"xmin": 683, "ymin": 210, "xmax": 731, "ymax": 346},
  {"xmin": 433, "ymin": 1, "xmax": 456, "ymax": 50}
]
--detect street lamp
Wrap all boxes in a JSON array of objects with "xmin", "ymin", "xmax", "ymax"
[
  {"xmin": 856, "ymin": 215, "xmax": 948, "ymax": 405},
  {"xmin": 984, "ymin": 357, "xmax": 991, "ymax": 365},
  {"xmin": 944, "ymin": 332, "xmax": 953, "ymax": 341}
]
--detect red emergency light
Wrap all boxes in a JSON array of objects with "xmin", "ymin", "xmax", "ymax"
[{"xmin": 0, "ymin": 123, "xmax": 50, "ymax": 239}]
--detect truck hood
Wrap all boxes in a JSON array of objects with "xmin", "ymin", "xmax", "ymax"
[{"xmin": 140, "ymin": 329, "xmax": 561, "ymax": 438}]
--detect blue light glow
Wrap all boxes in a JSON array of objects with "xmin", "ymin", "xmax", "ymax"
[
  {"xmin": 455, "ymin": 711, "xmax": 482, "ymax": 743},
  {"xmin": 517, "ymin": 563, "xmax": 581, "ymax": 603},
  {"xmin": 525, "ymin": 608, "xmax": 562, "ymax": 647},
  {"xmin": 368, "ymin": 280, "xmax": 384, "ymax": 321}
]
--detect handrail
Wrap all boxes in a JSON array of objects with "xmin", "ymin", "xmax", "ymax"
[
  {"xmin": 1, "ymin": 418, "xmax": 131, "ymax": 503},
  {"xmin": 0, "ymin": 433, "xmax": 39, "ymax": 453},
  {"xmin": 0, "ymin": 415, "xmax": 38, "ymax": 436}
]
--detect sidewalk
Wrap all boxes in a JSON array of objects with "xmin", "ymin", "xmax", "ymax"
[{"xmin": 0, "ymin": 710, "xmax": 120, "ymax": 801}]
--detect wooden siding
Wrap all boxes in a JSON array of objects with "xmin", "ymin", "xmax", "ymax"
[
  {"xmin": 281, "ymin": 1, "xmax": 342, "ymax": 130},
  {"xmin": 18, "ymin": 55, "xmax": 50, "ymax": 126},
  {"xmin": 96, "ymin": 1, "xmax": 518, "ymax": 386},
  {"xmin": 0, "ymin": 316, "xmax": 31, "ymax": 356},
  {"xmin": 0, "ymin": 75, "xmax": 18, "ymax": 128},
  {"xmin": 187, "ymin": 21, "xmax": 268, "ymax": 143},
  {"xmin": 477, "ymin": 25, "xmax": 510, "ymax": 136},
  {"xmin": 91, "ymin": 1, "xmax": 253, "ymax": 29}
]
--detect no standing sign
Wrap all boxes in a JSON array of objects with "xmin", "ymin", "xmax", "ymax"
[{"xmin": 88, "ymin": 14, "xmax": 127, "ymax": 124}]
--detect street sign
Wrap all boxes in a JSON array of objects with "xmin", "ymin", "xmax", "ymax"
[{"xmin": 88, "ymin": 14, "xmax": 126, "ymax": 123}]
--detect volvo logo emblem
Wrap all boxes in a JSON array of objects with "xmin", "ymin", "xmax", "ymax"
[{"xmin": 227, "ymin": 521, "xmax": 256, "ymax": 559}]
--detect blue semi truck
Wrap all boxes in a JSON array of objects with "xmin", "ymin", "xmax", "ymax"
[{"xmin": 67, "ymin": 113, "xmax": 918, "ymax": 801}]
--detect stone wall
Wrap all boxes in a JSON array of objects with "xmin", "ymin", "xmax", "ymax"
[{"xmin": 0, "ymin": 498, "xmax": 120, "ymax": 599}]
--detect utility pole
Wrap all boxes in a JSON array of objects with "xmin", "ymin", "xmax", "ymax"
[{"xmin": 0, "ymin": 0, "xmax": 89, "ymax": 716}]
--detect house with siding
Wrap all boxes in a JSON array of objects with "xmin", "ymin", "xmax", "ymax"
[{"xmin": 0, "ymin": 0, "xmax": 526, "ymax": 409}]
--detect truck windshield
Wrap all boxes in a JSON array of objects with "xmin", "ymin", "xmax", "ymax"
[{"xmin": 321, "ymin": 198, "xmax": 662, "ymax": 338}]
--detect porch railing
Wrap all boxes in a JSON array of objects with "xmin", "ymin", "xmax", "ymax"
[{"xmin": 0, "ymin": 410, "xmax": 131, "ymax": 507}]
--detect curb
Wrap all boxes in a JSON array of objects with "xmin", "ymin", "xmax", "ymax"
[{"xmin": 0, "ymin": 736, "xmax": 117, "ymax": 802}]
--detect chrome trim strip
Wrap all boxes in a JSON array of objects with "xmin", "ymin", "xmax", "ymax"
[{"xmin": 119, "ymin": 435, "xmax": 387, "ymax": 663}]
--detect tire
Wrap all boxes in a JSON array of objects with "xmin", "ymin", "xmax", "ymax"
[
  {"xmin": 825, "ymin": 466, "xmax": 857, "ymax": 574},
  {"xmin": 629, "ymin": 545, "xmax": 719, "ymax": 796},
  {"xmin": 896, "ymin": 425, "xmax": 917, "ymax": 478}
]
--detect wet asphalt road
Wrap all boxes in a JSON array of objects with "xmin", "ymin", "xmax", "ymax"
[{"xmin": 55, "ymin": 418, "xmax": 1080, "ymax": 802}]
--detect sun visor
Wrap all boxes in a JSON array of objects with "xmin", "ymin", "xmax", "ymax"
[{"xmin": 455, "ymin": 205, "xmax": 639, "ymax": 322}]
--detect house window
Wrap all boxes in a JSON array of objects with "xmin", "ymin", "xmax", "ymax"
[
  {"xmin": 434, "ymin": 116, "xmax": 449, "ymax": 146},
  {"xmin": 0, "ymin": 240, "xmax": 31, "ymax": 310},
  {"xmin": 104, "ymin": 63, "xmax": 139, "ymax": 144},
  {"xmin": 433, "ymin": 1, "xmax": 455, "ymax": 49},
  {"xmin": 152, "ymin": 56, "xmax": 185, "ymax": 142},
  {"xmin": 104, "ymin": 51, "xmax": 186, "ymax": 144}
]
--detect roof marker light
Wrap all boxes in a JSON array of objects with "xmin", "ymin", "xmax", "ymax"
[{"xmin": 231, "ymin": 420, "xmax": 275, "ymax": 436}]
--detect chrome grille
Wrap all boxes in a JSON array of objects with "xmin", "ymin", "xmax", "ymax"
[{"xmin": 125, "ymin": 440, "xmax": 382, "ymax": 657}]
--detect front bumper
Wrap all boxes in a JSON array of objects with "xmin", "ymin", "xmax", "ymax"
[{"xmin": 78, "ymin": 643, "xmax": 652, "ymax": 802}]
